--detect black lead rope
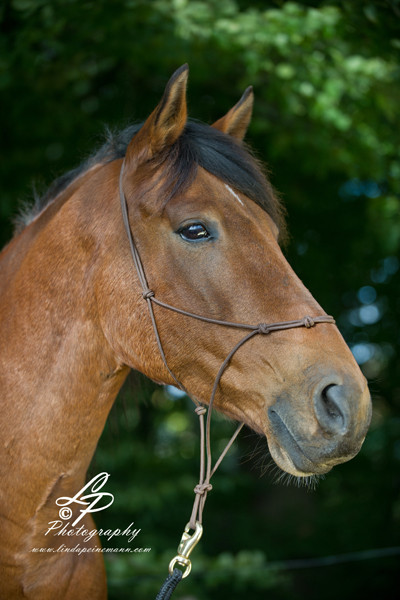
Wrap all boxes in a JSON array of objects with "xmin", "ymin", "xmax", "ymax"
[{"xmin": 155, "ymin": 568, "xmax": 183, "ymax": 600}]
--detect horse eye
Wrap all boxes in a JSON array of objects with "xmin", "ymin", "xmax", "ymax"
[{"xmin": 178, "ymin": 223, "xmax": 210, "ymax": 242}]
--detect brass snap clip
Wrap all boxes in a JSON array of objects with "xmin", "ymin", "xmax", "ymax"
[{"xmin": 168, "ymin": 521, "xmax": 203, "ymax": 579}]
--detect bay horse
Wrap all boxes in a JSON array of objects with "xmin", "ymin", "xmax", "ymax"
[{"xmin": 0, "ymin": 65, "xmax": 371, "ymax": 599}]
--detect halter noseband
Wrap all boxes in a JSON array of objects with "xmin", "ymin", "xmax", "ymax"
[{"xmin": 119, "ymin": 160, "xmax": 335, "ymax": 576}]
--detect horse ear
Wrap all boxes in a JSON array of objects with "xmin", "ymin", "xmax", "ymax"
[
  {"xmin": 125, "ymin": 64, "xmax": 189, "ymax": 166},
  {"xmin": 212, "ymin": 86, "xmax": 254, "ymax": 141}
]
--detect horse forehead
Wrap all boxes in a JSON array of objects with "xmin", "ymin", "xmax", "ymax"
[
  {"xmin": 188, "ymin": 169, "xmax": 250, "ymax": 213},
  {"xmin": 196, "ymin": 172, "xmax": 246, "ymax": 208},
  {"xmin": 224, "ymin": 184, "xmax": 245, "ymax": 207}
]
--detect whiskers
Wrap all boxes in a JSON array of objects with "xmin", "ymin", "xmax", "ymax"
[
  {"xmin": 273, "ymin": 470, "xmax": 323, "ymax": 491},
  {"xmin": 240, "ymin": 431, "xmax": 323, "ymax": 491},
  {"xmin": 240, "ymin": 432, "xmax": 269, "ymax": 472}
]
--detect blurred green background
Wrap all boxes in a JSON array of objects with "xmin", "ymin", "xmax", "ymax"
[{"xmin": 1, "ymin": 1, "xmax": 399, "ymax": 598}]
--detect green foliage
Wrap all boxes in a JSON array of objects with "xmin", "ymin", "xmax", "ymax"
[{"xmin": 1, "ymin": 1, "xmax": 400, "ymax": 598}]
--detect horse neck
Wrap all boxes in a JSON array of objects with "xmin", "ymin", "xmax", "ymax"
[{"xmin": 0, "ymin": 162, "xmax": 130, "ymax": 521}]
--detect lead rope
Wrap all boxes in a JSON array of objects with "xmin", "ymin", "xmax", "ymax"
[{"xmin": 118, "ymin": 161, "xmax": 335, "ymax": 598}]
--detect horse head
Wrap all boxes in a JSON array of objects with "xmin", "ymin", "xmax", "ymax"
[{"xmin": 97, "ymin": 65, "xmax": 371, "ymax": 478}]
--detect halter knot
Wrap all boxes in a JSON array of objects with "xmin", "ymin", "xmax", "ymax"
[
  {"xmin": 258, "ymin": 323, "xmax": 271, "ymax": 335},
  {"xmin": 142, "ymin": 289, "xmax": 155, "ymax": 300},
  {"xmin": 194, "ymin": 483, "xmax": 213, "ymax": 496},
  {"xmin": 303, "ymin": 316, "xmax": 315, "ymax": 328},
  {"xmin": 195, "ymin": 406, "xmax": 207, "ymax": 416}
]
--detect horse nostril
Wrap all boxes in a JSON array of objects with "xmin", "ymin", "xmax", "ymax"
[{"xmin": 314, "ymin": 384, "xmax": 349, "ymax": 435}]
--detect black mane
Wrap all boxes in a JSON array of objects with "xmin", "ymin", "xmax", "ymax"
[{"xmin": 16, "ymin": 120, "xmax": 286, "ymax": 239}]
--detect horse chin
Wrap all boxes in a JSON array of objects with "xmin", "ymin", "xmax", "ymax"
[
  {"xmin": 265, "ymin": 422, "xmax": 365, "ymax": 478},
  {"xmin": 267, "ymin": 438, "xmax": 333, "ymax": 478}
]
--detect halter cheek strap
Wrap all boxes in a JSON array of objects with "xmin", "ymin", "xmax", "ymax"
[{"xmin": 119, "ymin": 161, "xmax": 335, "ymax": 575}]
